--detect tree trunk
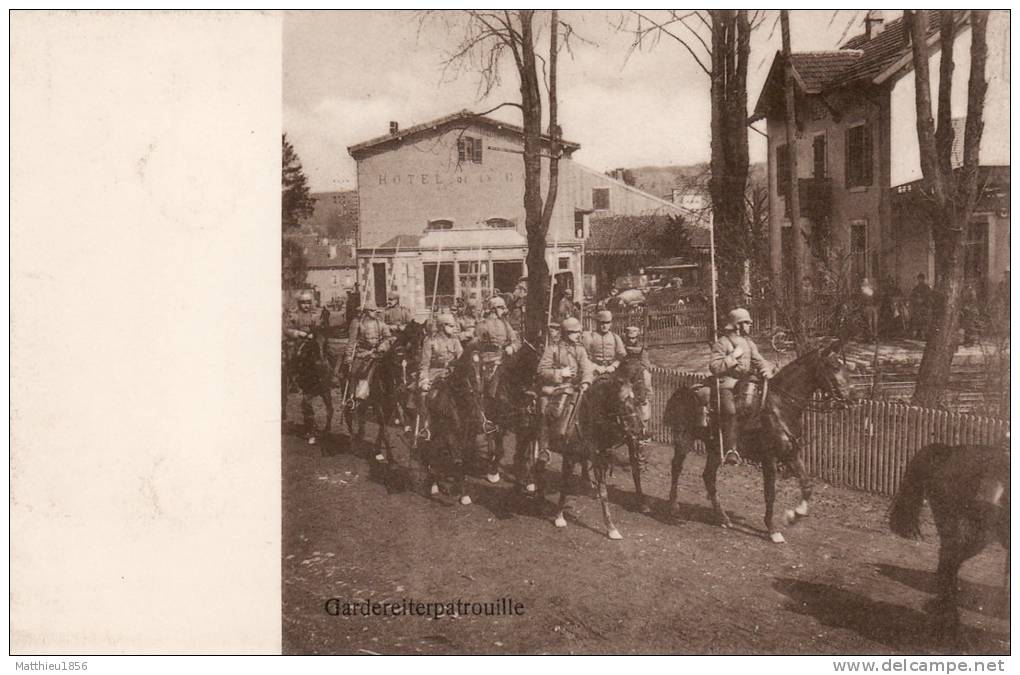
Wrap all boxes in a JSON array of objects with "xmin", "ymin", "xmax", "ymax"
[
  {"xmin": 909, "ymin": 10, "xmax": 989, "ymax": 407},
  {"xmin": 518, "ymin": 11, "xmax": 551, "ymax": 348},
  {"xmin": 780, "ymin": 10, "xmax": 806, "ymax": 351}
]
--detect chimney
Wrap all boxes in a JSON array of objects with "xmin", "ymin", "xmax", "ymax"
[
  {"xmin": 389, "ymin": 121, "xmax": 399, "ymax": 135},
  {"xmin": 864, "ymin": 10, "xmax": 885, "ymax": 39},
  {"xmin": 329, "ymin": 244, "xmax": 337, "ymax": 259}
]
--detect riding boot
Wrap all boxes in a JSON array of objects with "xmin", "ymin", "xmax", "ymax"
[{"xmin": 538, "ymin": 397, "xmax": 551, "ymax": 455}]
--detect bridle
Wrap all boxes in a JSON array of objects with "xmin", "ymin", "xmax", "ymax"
[{"xmin": 769, "ymin": 350, "xmax": 850, "ymax": 412}]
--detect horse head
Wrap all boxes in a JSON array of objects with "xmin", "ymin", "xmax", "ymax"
[
  {"xmin": 816, "ymin": 339, "xmax": 853, "ymax": 402},
  {"xmin": 590, "ymin": 375, "xmax": 644, "ymax": 444}
]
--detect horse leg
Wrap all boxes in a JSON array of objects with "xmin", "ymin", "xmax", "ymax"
[
  {"xmin": 322, "ymin": 390, "xmax": 334, "ymax": 437},
  {"xmin": 667, "ymin": 433, "xmax": 687, "ymax": 518},
  {"xmin": 486, "ymin": 432, "xmax": 503, "ymax": 484},
  {"xmin": 456, "ymin": 433, "xmax": 472, "ymax": 506},
  {"xmin": 782, "ymin": 455, "xmax": 812, "ymax": 526},
  {"xmin": 555, "ymin": 453, "xmax": 574, "ymax": 528},
  {"xmin": 762, "ymin": 457, "xmax": 784, "ymax": 543},
  {"xmin": 928, "ymin": 543, "xmax": 965, "ymax": 637},
  {"xmin": 595, "ymin": 452, "xmax": 623, "ymax": 540},
  {"xmin": 628, "ymin": 441, "xmax": 651, "ymax": 514},
  {"xmin": 702, "ymin": 435, "xmax": 732, "ymax": 528},
  {"xmin": 374, "ymin": 404, "xmax": 393, "ymax": 463},
  {"xmin": 301, "ymin": 393, "xmax": 317, "ymax": 444}
]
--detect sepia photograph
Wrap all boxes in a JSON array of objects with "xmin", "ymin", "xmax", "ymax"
[{"xmin": 281, "ymin": 10, "xmax": 1010, "ymax": 656}]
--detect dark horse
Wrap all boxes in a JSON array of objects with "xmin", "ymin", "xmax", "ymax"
[
  {"xmin": 889, "ymin": 442, "xmax": 1010, "ymax": 636},
  {"xmin": 344, "ymin": 321, "xmax": 426, "ymax": 463},
  {"xmin": 663, "ymin": 340, "xmax": 852, "ymax": 543},
  {"xmin": 419, "ymin": 345, "xmax": 488, "ymax": 505},
  {"xmin": 552, "ymin": 373, "xmax": 646, "ymax": 540},
  {"xmin": 476, "ymin": 344, "xmax": 544, "ymax": 492},
  {"xmin": 283, "ymin": 329, "xmax": 336, "ymax": 444}
]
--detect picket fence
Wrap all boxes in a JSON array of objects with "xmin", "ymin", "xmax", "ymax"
[{"xmin": 645, "ymin": 366, "xmax": 1010, "ymax": 497}]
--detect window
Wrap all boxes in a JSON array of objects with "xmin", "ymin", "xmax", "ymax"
[
  {"xmin": 845, "ymin": 123, "xmax": 873, "ymax": 188},
  {"xmin": 592, "ymin": 187, "xmax": 610, "ymax": 211},
  {"xmin": 458, "ymin": 261, "xmax": 490, "ymax": 300},
  {"xmin": 850, "ymin": 220, "xmax": 868, "ymax": 283},
  {"xmin": 964, "ymin": 220, "xmax": 989, "ymax": 292},
  {"xmin": 558, "ymin": 256, "xmax": 570, "ymax": 271},
  {"xmin": 574, "ymin": 210, "xmax": 588, "ymax": 239},
  {"xmin": 427, "ymin": 218, "xmax": 453, "ymax": 230},
  {"xmin": 485, "ymin": 217, "xmax": 514, "ymax": 229},
  {"xmin": 423, "ymin": 262, "xmax": 455, "ymax": 309},
  {"xmin": 813, "ymin": 134, "xmax": 827, "ymax": 179},
  {"xmin": 332, "ymin": 274, "xmax": 340, "ymax": 286},
  {"xmin": 457, "ymin": 136, "xmax": 483, "ymax": 164},
  {"xmin": 776, "ymin": 144, "xmax": 790, "ymax": 198}
]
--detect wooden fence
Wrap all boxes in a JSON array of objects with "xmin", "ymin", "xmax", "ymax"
[{"xmin": 645, "ymin": 366, "xmax": 1010, "ymax": 497}]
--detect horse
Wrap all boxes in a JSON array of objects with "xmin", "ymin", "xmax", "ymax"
[
  {"xmin": 418, "ymin": 346, "xmax": 488, "ymax": 505},
  {"xmin": 551, "ymin": 372, "xmax": 646, "ymax": 540},
  {"xmin": 889, "ymin": 442, "xmax": 1010, "ymax": 636},
  {"xmin": 663, "ymin": 339, "xmax": 852, "ymax": 543},
  {"xmin": 475, "ymin": 343, "xmax": 544, "ymax": 491},
  {"xmin": 343, "ymin": 321, "xmax": 426, "ymax": 463},
  {"xmin": 283, "ymin": 329, "xmax": 337, "ymax": 445}
]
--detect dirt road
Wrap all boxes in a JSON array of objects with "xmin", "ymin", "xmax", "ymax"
[{"xmin": 282, "ymin": 409, "xmax": 1009, "ymax": 655}]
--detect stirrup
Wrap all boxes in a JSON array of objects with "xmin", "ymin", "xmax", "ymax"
[
  {"xmin": 537, "ymin": 448, "xmax": 552, "ymax": 463},
  {"xmin": 417, "ymin": 425, "xmax": 431, "ymax": 442},
  {"xmin": 724, "ymin": 450, "xmax": 741, "ymax": 465},
  {"xmin": 482, "ymin": 417, "xmax": 499, "ymax": 435}
]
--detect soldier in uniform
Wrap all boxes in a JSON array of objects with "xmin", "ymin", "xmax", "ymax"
[
  {"xmin": 470, "ymin": 296, "xmax": 521, "ymax": 398},
  {"xmin": 509, "ymin": 279, "xmax": 528, "ymax": 335},
  {"xmin": 556, "ymin": 286, "xmax": 578, "ymax": 323},
  {"xmin": 456, "ymin": 297, "xmax": 481, "ymax": 344},
  {"xmin": 283, "ymin": 289, "xmax": 333, "ymax": 440},
  {"xmin": 537, "ymin": 317, "xmax": 595, "ymax": 456},
  {"xmin": 417, "ymin": 313, "xmax": 464, "ymax": 432},
  {"xmin": 622, "ymin": 325, "xmax": 653, "ymax": 431},
  {"xmin": 283, "ymin": 289, "xmax": 319, "ymax": 341},
  {"xmin": 709, "ymin": 308, "xmax": 775, "ymax": 465},
  {"xmin": 583, "ymin": 309, "xmax": 626, "ymax": 377},
  {"xmin": 344, "ymin": 304, "xmax": 394, "ymax": 400},
  {"xmin": 383, "ymin": 291, "xmax": 413, "ymax": 332}
]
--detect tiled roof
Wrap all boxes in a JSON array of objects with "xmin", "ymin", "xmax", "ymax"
[
  {"xmin": 833, "ymin": 12, "xmax": 944, "ymax": 87},
  {"xmin": 348, "ymin": 109, "xmax": 580, "ymax": 158},
  {"xmin": 789, "ymin": 51, "xmax": 863, "ymax": 92},
  {"xmin": 374, "ymin": 234, "xmax": 424, "ymax": 250}
]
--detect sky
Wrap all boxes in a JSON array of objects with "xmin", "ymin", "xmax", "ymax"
[{"xmin": 283, "ymin": 10, "xmax": 887, "ymax": 192}]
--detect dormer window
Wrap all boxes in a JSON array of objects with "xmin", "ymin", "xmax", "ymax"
[
  {"xmin": 427, "ymin": 218, "xmax": 454, "ymax": 230},
  {"xmin": 457, "ymin": 136, "xmax": 483, "ymax": 164},
  {"xmin": 485, "ymin": 217, "xmax": 515, "ymax": 229}
]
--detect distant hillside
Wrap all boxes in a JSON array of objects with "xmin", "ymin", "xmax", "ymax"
[{"xmin": 626, "ymin": 162, "xmax": 767, "ymax": 201}]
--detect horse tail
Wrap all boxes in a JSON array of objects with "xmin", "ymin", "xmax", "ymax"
[{"xmin": 889, "ymin": 444, "xmax": 940, "ymax": 539}]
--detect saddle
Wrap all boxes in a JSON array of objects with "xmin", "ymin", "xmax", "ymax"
[{"xmin": 691, "ymin": 378, "xmax": 765, "ymax": 428}]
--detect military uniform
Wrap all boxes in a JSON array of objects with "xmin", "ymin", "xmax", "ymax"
[
  {"xmin": 583, "ymin": 330, "xmax": 626, "ymax": 372},
  {"xmin": 419, "ymin": 333, "xmax": 463, "ymax": 389},
  {"xmin": 383, "ymin": 304, "xmax": 413, "ymax": 332},
  {"xmin": 473, "ymin": 315, "xmax": 521, "ymax": 361},
  {"xmin": 556, "ymin": 295, "xmax": 577, "ymax": 323},
  {"xmin": 284, "ymin": 307, "xmax": 320, "ymax": 339},
  {"xmin": 457, "ymin": 311, "xmax": 479, "ymax": 343},
  {"xmin": 537, "ymin": 338, "xmax": 594, "ymax": 448},
  {"xmin": 709, "ymin": 309, "xmax": 774, "ymax": 462},
  {"xmin": 622, "ymin": 335, "xmax": 653, "ymax": 425},
  {"xmin": 345, "ymin": 314, "xmax": 393, "ymax": 381}
]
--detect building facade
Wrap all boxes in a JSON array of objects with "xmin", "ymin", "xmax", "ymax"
[
  {"xmin": 753, "ymin": 11, "xmax": 1009, "ymax": 301},
  {"xmin": 348, "ymin": 110, "xmax": 689, "ymax": 316}
]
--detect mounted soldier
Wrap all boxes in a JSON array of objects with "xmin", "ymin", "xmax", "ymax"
[
  {"xmin": 282, "ymin": 289, "xmax": 336, "ymax": 441},
  {"xmin": 583, "ymin": 309, "xmax": 626, "ymax": 377},
  {"xmin": 508, "ymin": 279, "xmax": 528, "ymax": 335},
  {"xmin": 456, "ymin": 297, "xmax": 481, "ymax": 344},
  {"xmin": 417, "ymin": 313, "xmax": 463, "ymax": 434},
  {"xmin": 622, "ymin": 325, "xmax": 653, "ymax": 433},
  {"xmin": 555, "ymin": 286, "xmax": 578, "ymax": 323},
  {"xmin": 537, "ymin": 317, "xmax": 594, "ymax": 458},
  {"xmin": 344, "ymin": 304, "xmax": 394, "ymax": 401},
  {"xmin": 709, "ymin": 307, "xmax": 775, "ymax": 465},
  {"xmin": 470, "ymin": 295, "xmax": 521, "ymax": 398},
  {"xmin": 383, "ymin": 291, "xmax": 413, "ymax": 332},
  {"xmin": 283, "ymin": 289, "xmax": 319, "ymax": 343}
]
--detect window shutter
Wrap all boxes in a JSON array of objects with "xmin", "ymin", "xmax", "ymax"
[
  {"xmin": 457, "ymin": 138, "xmax": 466, "ymax": 163},
  {"xmin": 862, "ymin": 124, "xmax": 873, "ymax": 186},
  {"xmin": 473, "ymin": 137, "xmax": 483, "ymax": 163}
]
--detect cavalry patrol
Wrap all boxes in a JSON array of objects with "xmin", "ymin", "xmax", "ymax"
[
  {"xmin": 416, "ymin": 313, "xmax": 463, "ymax": 433},
  {"xmin": 583, "ymin": 310, "xmax": 626, "ymax": 376},
  {"xmin": 344, "ymin": 304, "xmax": 394, "ymax": 400},
  {"xmin": 383, "ymin": 291, "xmax": 413, "ymax": 332},
  {"xmin": 537, "ymin": 317, "xmax": 594, "ymax": 457},
  {"xmin": 709, "ymin": 308, "xmax": 775, "ymax": 465},
  {"xmin": 471, "ymin": 296, "xmax": 521, "ymax": 397}
]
